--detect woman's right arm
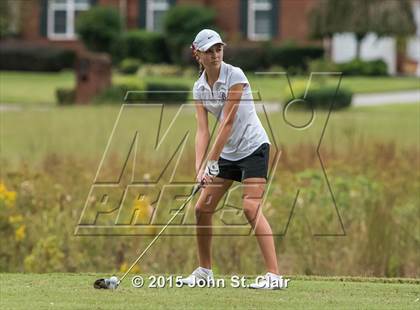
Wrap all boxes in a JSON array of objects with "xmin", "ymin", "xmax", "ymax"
[{"xmin": 195, "ymin": 100, "xmax": 210, "ymax": 178}]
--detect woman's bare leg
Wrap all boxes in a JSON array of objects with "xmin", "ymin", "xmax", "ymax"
[
  {"xmin": 242, "ymin": 178, "xmax": 279, "ymax": 274},
  {"xmin": 195, "ymin": 177, "xmax": 233, "ymax": 269}
]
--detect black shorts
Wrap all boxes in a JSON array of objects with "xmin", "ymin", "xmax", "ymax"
[{"xmin": 217, "ymin": 143, "xmax": 270, "ymax": 182}]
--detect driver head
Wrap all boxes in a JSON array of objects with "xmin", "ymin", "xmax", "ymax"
[{"xmin": 94, "ymin": 276, "xmax": 119, "ymax": 289}]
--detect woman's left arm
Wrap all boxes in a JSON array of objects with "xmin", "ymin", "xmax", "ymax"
[{"xmin": 207, "ymin": 83, "xmax": 244, "ymax": 161}]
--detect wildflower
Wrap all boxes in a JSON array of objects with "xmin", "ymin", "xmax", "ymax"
[
  {"xmin": 0, "ymin": 182, "xmax": 17, "ymax": 208},
  {"xmin": 0, "ymin": 183, "xmax": 6, "ymax": 195},
  {"xmin": 133, "ymin": 196, "xmax": 156, "ymax": 235},
  {"xmin": 133, "ymin": 196, "xmax": 153, "ymax": 223},
  {"xmin": 15, "ymin": 225, "xmax": 26, "ymax": 241},
  {"xmin": 4, "ymin": 191, "xmax": 17, "ymax": 208},
  {"xmin": 120, "ymin": 262, "xmax": 141, "ymax": 274}
]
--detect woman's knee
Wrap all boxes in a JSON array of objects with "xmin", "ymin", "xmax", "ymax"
[
  {"xmin": 195, "ymin": 182, "xmax": 230, "ymax": 218},
  {"xmin": 195, "ymin": 198, "xmax": 216, "ymax": 219},
  {"xmin": 243, "ymin": 199, "xmax": 262, "ymax": 223}
]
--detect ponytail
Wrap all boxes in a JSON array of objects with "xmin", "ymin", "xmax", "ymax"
[
  {"xmin": 198, "ymin": 62, "xmax": 204, "ymax": 77},
  {"xmin": 191, "ymin": 45, "xmax": 204, "ymax": 77}
]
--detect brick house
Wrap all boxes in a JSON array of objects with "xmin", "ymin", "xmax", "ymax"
[{"xmin": 19, "ymin": 0, "xmax": 317, "ymax": 52}]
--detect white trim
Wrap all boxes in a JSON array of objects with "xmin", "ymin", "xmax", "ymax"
[
  {"xmin": 146, "ymin": 0, "xmax": 170, "ymax": 32},
  {"xmin": 68, "ymin": 0, "xmax": 75, "ymax": 38},
  {"xmin": 47, "ymin": 0, "xmax": 90, "ymax": 40},
  {"xmin": 247, "ymin": 0, "xmax": 272, "ymax": 41}
]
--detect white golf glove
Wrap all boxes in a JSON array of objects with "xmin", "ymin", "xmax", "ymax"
[{"xmin": 204, "ymin": 160, "xmax": 219, "ymax": 178}]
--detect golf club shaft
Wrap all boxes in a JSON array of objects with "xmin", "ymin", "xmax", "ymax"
[{"xmin": 119, "ymin": 183, "xmax": 203, "ymax": 282}]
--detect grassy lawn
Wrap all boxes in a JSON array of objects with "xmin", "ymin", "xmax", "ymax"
[
  {"xmin": 1, "ymin": 273, "xmax": 418, "ymax": 309},
  {"xmin": 337, "ymin": 76, "xmax": 420, "ymax": 94},
  {"xmin": 248, "ymin": 75, "xmax": 420, "ymax": 101},
  {"xmin": 1, "ymin": 70, "xmax": 419, "ymax": 105},
  {"xmin": 0, "ymin": 71, "xmax": 75, "ymax": 105}
]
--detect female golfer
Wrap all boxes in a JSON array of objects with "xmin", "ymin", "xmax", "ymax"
[{"xmin": 178, "ymin": 29, "xmax": 281, "ymax": 290}]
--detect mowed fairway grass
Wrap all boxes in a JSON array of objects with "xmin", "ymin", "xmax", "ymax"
[
  {"xmin": 1, "ymin": 274, "xmax": 419, "ymax": 309},
  {"xmin": 1, "ymin": 70, "xmax": 419, "ymax": 105}
]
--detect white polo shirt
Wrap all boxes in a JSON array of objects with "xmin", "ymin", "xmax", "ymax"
[{"xmin": 193, "ymin": 61, "xmax": 270, "ymax": 161}]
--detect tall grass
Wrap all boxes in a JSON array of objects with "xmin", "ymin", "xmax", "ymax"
[
  {"xmin": 1, "ymin": 104, "xmax": 419, "ymax": 277},
  {"xmin": 1, "ymin": 141, "xmax": 418, "ymax": 277}
]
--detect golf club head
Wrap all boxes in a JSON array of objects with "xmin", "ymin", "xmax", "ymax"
[{"xmin": 93, "ymin": 276, "xmax": 119, "ymax": 289}]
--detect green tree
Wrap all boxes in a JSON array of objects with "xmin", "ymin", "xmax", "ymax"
[
  {"xmin": 76, "ymin": 7, "xmax": 122, "ymax": 53},
  {"xmin": 0, "ymin": 0, "xmax": 21, "ymax": 38},
  {"xmin": 371, "ymin": 0, "xmax": 417, "ymax": 72},
  {"xmin": 163, "ymin": 5, "xmax": 217, "ymax": 64},
  {"xmin": 309, "ymin": 0, "xmax": 416, "ymax": 60},
  {"xmin": 308, "ymin": 0, "xmax": 347, "ymax": 59},
  {"xmin": 0, "ymin": 0, "xmax": 10, "ymax": 38}
]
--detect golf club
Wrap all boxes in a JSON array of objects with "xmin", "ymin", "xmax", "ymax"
[{"xmin": 93, "ymin": 181, "xmax": 203, "ymax": 289}]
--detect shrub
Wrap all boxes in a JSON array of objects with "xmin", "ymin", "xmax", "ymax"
[
  {"xmin": 118, "ymin": 58, "xmax": 141, "ymax": 74},
  {"xmin": 337, "ymin": 59, "xmax": 388, "ymax": 76},
  {"xmin": 180, "ymin": 46, "xmax": 196, "ymax": 66},
  {"xmin": 306, "ymin": 87, "xmax": 353, "ymax": 109},
  {"xmin": 337, "ymin": 59, "xmax": 365, "ymax": 75},
  {"xmin": 137, "ymin": 64, "xmax": 183, "ymax": 77},
  {"xmin": 164, "ymin": 5, "xmax": 217, "ymax": 64},
  {"xmin": 145, "ymin": 82, "xmax": 189, "ymax": 103},
  {"xmin": 95, "ymin": 82, "xmax": 146, "ymax": 104},
  {"xmin": 76, "ymin": 7, "xmax": 122, "ymax": 53},
  {"xmin": 201, "ymin": 43, "xmax": 323, "ymax": 73},
  {"xmin": 56, "ymin": 88, "xmax": 76, "ymax": 105},
  {"xmin": 284, "ymin": 85, "xmax": 353, "ymax": 110},
  {"xmin": 24, "ymin": 236, "xmax": 65, "ymax": 272},
  {"xmin": 0, "ymin": 1, "xmax": 14, "ymax": 38},
  {"xmin": 308, "ymin": 59, "xmax": 339, "ymax": 73},
  {"xmin": 224, "ymin": 45, "xmax": 267, "ymax": 71},
  {"xmin": 363, "ymin": 60, "xmax": 388, "ymax": 76},
  {"xmin": 113, "ymin": 30, "xmax": 169, "ymax": 64},
  {"xmin": 0, "ymin": 43, "xmax": 76, "ymax": 72},
  {"xmin": 268, "ymin": 44, "xmax": 324, "ymax": 71},
  {"xmin": 266, "ymin": 65, "xmax": 288, "ymax": 73}
]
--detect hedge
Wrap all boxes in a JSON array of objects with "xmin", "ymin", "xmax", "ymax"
[
  {"xmin": 95, "ymin": 82, "xmax": 189, "ymax": 104},
  {"xmin": 268, "ymin": 45, "xmax": 324, "ymax": 71},
  {"xmin": 0, "ymin": 43, "xmax": 76, "ymax": 72},
  {"xmin": 285, "ymin": 86, "xmax": 353, "ymax": 110},
  {"xmin": 55, "ymin": 81, "xmax": 190, "ymax": 105},
  {"xmin": 118, "ymin": 58, "xmax": 141, "ymax": 74},
  {"xmin": 145, "ymin": 82, "xmax": 189, "ymax": 104},
  {"xmin": 224, "ymin": 45, "xmax": 268, "ymax": 71},
  {"xmin": 56, "ymin": 88, "xmax": 76, "ymax": 105},
  {"xmin": 95, "ymin": 82, "xmax": 146, "ymax": 104},
  {"xmin": 337, "ymin": 59, "xmax": 388, "ymax": 76},
  {"xmin": 113, "ymin": 30, "xmax": 169, "ymax": 64},
  {"xmin": 182, "ymin": 44, "xmax": 324, "ymax": 72}
]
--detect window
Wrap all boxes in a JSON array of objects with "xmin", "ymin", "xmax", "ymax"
[
  {"xmin": 248, "ymin": 0, "xmax": 272, "ymax": 41},
  {"xmin": 146, "ymin": 0, "xmax": 170, "ymax": 33},
  {"xmin": 48, "ymin": 0, "xmax": 90, "ymax": 40}
]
